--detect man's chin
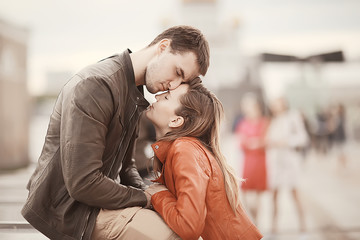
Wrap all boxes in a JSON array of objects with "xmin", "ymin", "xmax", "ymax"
[
  {"xmin": 145, "ymin": 84, "xmax": 157, "ymax": 94},
  {"xmin": 147, "ymin": 88, "xmax": 157, "ymax": 94}
]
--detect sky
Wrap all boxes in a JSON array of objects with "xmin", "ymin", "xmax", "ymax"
[{"xmin": 1, "ymin": 0, "xmax": 359, "ymax": 95}]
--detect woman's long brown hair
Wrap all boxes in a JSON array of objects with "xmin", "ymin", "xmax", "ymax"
[{"xmin": 153, "ymin": 77, "xmax": 240, "ymax": 213}]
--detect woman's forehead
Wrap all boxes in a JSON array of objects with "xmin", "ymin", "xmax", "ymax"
[{"xmin": 170, "ymin": 84, "xmax": 189, "ymax": 97}]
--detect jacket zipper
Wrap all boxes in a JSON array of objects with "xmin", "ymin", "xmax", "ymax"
[
  {"xmin": 107, "ymin": 104, "xmax": 137, "ymax": 176},
  {"xmin": 81, "ymin": 209, "xmax": 91, "ymax": 239},
  {"xmin": 80, "ymin": 104, "xmax": 138, "ymax": 239}
]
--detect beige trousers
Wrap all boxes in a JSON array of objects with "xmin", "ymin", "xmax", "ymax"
[{"xmin": 91, "ymin": 207, "xmax": 180, "ymax": 240}]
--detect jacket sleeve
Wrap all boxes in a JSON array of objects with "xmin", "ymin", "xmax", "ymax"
[
  {"xmin": 60, "ymin": 76, "xmax": 147, "ymax": 209},
  {"xmin": 151, "ymin": 141, "xmax": 209, "ymax": 240}
]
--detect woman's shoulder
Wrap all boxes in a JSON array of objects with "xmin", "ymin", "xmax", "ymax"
[
  {"xmin": 169, "ymin": 137, "xmax": 208, "ymax": 159},
  {"xmin": 170, "ymin": 137, "xmax": 212, "ymax": 175},
  {"xmin": 172, "ymin": 137, "xmax": 201, "ymax": 148}
]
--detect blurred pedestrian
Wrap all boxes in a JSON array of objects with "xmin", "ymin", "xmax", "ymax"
[
  {"xmin": 299, "ymin": 110, "xmax": 312, "ymax": 159},
  {"xmin": 235, "ymin": 93, "xmax": 268, "ymax": 225},
  {"xmin": 314, "ymin": 107, "xmax": 331, "ymax": 156},
  {"xmin": 328, "ymin": 103, "xmax": 347, "ymax": 169},
  {"xmin": 266, "ymin": 97, "xmax": 309, "ymax": 234}
]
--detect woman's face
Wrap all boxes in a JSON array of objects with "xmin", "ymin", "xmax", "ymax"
[
  {"xmin": 242, "ymin": 99, "xmax": 261, "ymax": 119},
  {"xmin": 145, "ymin": 84, "xmax": 189, "ymax": 135},
  {"xmin": 270, "ymin": 97, "xmax": 287, "ymax": 115}
]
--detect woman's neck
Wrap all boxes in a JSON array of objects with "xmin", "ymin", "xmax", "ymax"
[{"xmin": 154, "ymin": 127, "xmax": 168, "ymax": 140}]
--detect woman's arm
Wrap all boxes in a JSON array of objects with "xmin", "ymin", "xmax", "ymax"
[
  {"xmin": 288, "ymin": 111, "xmax": 309, "ymax": 148},
  {"xmin": 151, "ymin": 141, "xmax": 210, "ymax": 240}
]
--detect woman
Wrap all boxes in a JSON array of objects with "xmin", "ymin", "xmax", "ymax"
[
  {"xmin": 145, "ymin": 79, "xmax": 262, "ymax": 240},
  {"xmin": 235, "ymin": 93, "xmax": 268, "ymax": 225},
  {"xmin": 266, "ymin": 97, "xmax": 309, "ymax": 234}
]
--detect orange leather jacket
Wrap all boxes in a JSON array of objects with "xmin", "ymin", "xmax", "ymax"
[{"xmin": 151, "ymin": 137, "xmax": 262, "ymax": 240}]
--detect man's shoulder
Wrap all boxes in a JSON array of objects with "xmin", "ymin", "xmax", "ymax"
[{"xmin": 77, "ymin": 55, "xmax": 124, "ymax": 80}]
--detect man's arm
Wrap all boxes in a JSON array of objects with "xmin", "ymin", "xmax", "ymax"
[{"xmin": 60, "ymin": 76, "xmax": 147, "ymax": 209}]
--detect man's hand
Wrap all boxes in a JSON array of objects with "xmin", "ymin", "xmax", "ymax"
[{"xmin": 144, "ymin": 191, "xmax": 152, "ymax": 209}]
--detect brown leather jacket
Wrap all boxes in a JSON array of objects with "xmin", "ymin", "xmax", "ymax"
[
  {"xmin": 151, "ymin": 137, "xmax": 263, "ymax": 240},
  {"xmin": 21, "ymin": 50, "xmax": 149, "ymax": 240}
]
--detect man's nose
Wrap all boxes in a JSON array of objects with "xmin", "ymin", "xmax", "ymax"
[{"xmin": 168, "ymin": 78, "xmax": 182, "ymax": 90}]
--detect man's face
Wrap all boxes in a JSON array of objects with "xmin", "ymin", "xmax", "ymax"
[{"xmin": 144, "ymin": 47, "xmax": 199, "ymax": 94}]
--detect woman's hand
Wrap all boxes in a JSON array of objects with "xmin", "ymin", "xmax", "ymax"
[
  {"xmin": 145, "ymin": 183, "xmax": 168, "ymax": 196},
  {"xmin": 144, "ymin": 184, "xmax": 168, "ymax": 209}
]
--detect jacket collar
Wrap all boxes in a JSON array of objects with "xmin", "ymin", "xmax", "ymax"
[
  {"xmin": 151, "ymin": 140, "xmax": 173, "ymax": 185},
  {"xmin": 122, "ymin": 49, "xmax": 149, "ymax": 108},
  {"xmin": 151, "ymin": 140, "xmax": 173, "ymax": 164}
]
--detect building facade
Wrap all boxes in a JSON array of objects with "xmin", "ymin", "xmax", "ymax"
[{"xmin": 0, "ymin": 19, "xmax": 30, "ymax": 169}]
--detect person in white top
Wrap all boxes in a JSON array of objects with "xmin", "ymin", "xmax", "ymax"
[{"xmin": 266, "ymin": 97, "xmax": 309, "ymax": 234}]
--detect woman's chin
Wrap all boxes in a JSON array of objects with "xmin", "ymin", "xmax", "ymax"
[{"xmin": 144, "ymin": 111, "xmax": 155, "ymax": 123}]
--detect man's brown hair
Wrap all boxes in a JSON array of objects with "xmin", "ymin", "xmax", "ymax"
[{"xmin": 148, "ymin": 25, "xmax": 210, "ymax": 76}]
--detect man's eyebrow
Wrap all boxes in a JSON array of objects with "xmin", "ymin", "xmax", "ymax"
[{"xmin": 180, "ymin": 68, "xmax": 185, "ymax": 80}]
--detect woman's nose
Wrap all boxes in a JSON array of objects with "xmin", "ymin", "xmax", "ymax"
[{"xmin": 155, "ymin": 92, "xmax": 165, "ymax": 101}]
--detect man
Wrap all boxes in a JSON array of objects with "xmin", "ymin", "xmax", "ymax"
[{"xmin": 22, "ymin": 25, "xmax": 210, "ymax": 240}]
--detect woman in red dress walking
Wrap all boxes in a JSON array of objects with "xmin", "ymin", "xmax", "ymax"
[{"xmin": 236, "ymin": 93, "xmax": 268, "ymax": 225}]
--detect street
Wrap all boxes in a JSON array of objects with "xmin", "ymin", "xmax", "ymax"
[{"xmin": 0, "ymin": 131, "xmax": 360, "ymax": 239}]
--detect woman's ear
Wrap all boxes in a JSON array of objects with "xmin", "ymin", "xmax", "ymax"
[{"xmin": 168, "ymin": 116, "xmax": 184, "ymax": 128}]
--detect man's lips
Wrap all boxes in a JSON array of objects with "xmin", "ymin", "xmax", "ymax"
[
  {"xmin": 161, "ymin": 83, "xmax": 165, "ymax": 91},
  {"xmin": 146, "ymin": 104, "xmax": 153, "ymax": 111}
]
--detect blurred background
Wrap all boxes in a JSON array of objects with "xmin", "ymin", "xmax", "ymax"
[{"xmin": 0, "ymin": 0, "xmax": 359, "ymax": 239}]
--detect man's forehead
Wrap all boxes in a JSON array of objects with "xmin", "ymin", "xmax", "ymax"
[{"xmin": 182, "ymin": 67, "xmax": 200, "ymax": 83}]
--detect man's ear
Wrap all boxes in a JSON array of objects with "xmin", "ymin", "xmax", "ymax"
[
  {"xmin": 168, "ymin": 116, "xmax": 184, "ymax": 128},
  {"xmin": 157, "ymin": 39, "xmax": 171, "ymax": 54}
]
